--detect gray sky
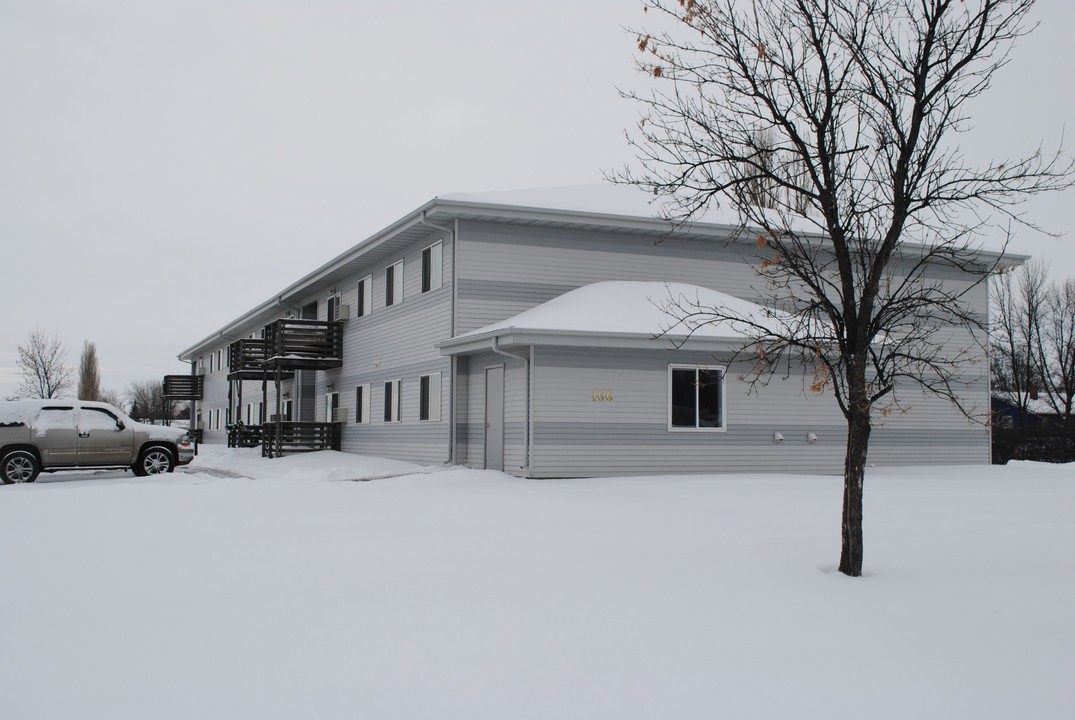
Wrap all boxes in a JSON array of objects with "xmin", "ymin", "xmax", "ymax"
[{"xmin": 2, "ymin": 0, "xmax": 1073, "ymax": 401}]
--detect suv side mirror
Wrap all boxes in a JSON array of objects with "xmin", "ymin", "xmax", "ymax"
[{"xmin": 116, "ymin": 420, "xmax": 126, "ymax": 431}]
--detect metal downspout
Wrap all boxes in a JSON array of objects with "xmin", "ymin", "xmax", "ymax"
[{"xmin": 491, "ymin": 337, "xmax": 531, "ymax": 475}]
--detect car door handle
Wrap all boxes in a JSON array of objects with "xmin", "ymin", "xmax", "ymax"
[{"xmin": 78, "ymin": 432, "xmax": 90, "ymax": 438}]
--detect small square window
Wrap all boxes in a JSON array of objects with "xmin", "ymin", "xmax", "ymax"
[{"xmin": 669, "ymin": 365, "xmax": 725, "ymax": 430}]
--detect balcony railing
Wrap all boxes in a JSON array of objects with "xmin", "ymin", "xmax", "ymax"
[
  {"xmin": 227, "ymin": 422, "xmax": 263, "ymax": 449},
  {"xmin": 162, "ymin": 375, "xmax": 204, "ymax": 400},
  {"xmin": 262, "ymin": 421, "xmax": 342, "ymax": 458},
  {"xmin": 228, "ymin": 338, "xmax": 268, "ymax": 376},
  {"xmin": 262, "ymin": 319, "xmax": 343, "ymax": 371}
]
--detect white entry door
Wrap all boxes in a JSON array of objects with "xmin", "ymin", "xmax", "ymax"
[{"xmin": 484, "ymin": 365, "xmax": 505, "ymax": 471}]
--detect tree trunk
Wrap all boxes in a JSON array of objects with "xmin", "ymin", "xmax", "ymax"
[{"xmin": 839, "ymin": 405, "xmax": 871, "ymax": 577}]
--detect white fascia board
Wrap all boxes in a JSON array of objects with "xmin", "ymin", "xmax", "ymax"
[{"xmin": 437, "ymin": 327, "xmax": 745, "ymax": 355}]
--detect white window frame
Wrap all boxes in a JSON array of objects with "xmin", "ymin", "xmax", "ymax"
[
  {"xmin": 327, "ymin": 292, "xmax": 342, "ymax": 322},
  {"xmin": 325, "ymin": 391, "xmax": 340, "ymax": 423},
  {"xmin": 355, "ymin": 383, "xmax": 371, "ymax": 424},
  {"xmin": 419, "ymin": 372, "xmax": 441, "ymax": 421},
  {"xmin": 667, "ymin": 364, "xmax": 727, "ymax": 432},
  {"xmin": 386, "ymin": 260, "xmax": 403, "ymax": 307},
  {"xmin": 422, "ymin": 241, "xmax": 443, "ymax": 293},
  {"xmin": 383, "ymin": 379, "xmax": 401, "ymax": 423},
  {"xmin": 356, "ymin": 275, "xmax": 372, "ymax": 318}
]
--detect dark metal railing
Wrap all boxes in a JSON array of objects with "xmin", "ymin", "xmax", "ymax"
[
  {"xmin": 162, "ymin": 375, "xmax": 204, "ymax": 400},
  {"xmin": 227, "ymin": 423, "xmax": 264, "ymax": 449},
  {"xmin": 262, "ymin": 421, "xmax": 341, "ymax": 458},
  {"xmin": 263, "ymin": 319, "xmax": 343, "ymax": 368},
  {"xmin": 229, "ymin": 338, "xmax": 269, "ymax": 374}
]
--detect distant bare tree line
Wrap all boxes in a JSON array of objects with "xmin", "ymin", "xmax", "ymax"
[
  {"xmin": 992, "ymin": 261, "xmax": 1075, "ymax": 425},
  {"xmin": 7, "ymin": 329, "xmax": 178, "ymax": 422}
]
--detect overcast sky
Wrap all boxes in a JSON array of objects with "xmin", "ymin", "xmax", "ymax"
[{"xmin": 2, "ymin": 0, "xmax": 1073, "ymax": 401}]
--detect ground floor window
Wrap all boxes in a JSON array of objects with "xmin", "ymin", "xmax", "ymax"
[
  {"xmin": 669, "ymin": 365, "xmax": 725, "ymax": 430},
  {"xmin": 384, "ymin": 380, "xmax": 401, "ymax": 422},
  {"xmin": 355, "ymin": 384, "xmax": 370, "ymax": 424},
  {"xmin": 419, "ymin": 373, "xmax": 441, "ymax": 421}
]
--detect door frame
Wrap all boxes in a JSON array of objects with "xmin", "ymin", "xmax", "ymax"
[{"xmin": 484, "ymin": 364, "xmax": 505, "ymax": 471}]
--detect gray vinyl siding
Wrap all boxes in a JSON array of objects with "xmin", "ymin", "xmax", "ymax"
[
  {"xmin": 459, "ymin": 350, "xmax": 529, "ymax": 472},
  {"xmin": 523, "ymin": 347, "xmax": 989, "ymax": 478},
  {"xmin": 195, "ymin": 344, "xmax": 230, "ymax": 445},
  {"xmin": 308, "ymin": 236, "xmax": 454, "ymax": 464},
  {"xmin": 185, "ymin": 211, "xmax": 991, "ymax": 476},
  {"xmin": 455, "ymin": 221, "xmax": 759, "ymax": 333}
]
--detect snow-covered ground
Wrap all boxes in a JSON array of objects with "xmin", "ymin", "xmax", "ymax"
[{"xmin": 1, "ymin": 448, "xmax": 1072, "ymax": 719}]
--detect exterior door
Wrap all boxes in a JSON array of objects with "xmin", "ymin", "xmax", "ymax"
[
  {"xmin": 77, "ymin": 406, "xmax": 135, "ymax": 466},
  {"xmin": 484, "ymin": 365, "xmax": 505, "ymax": 471}
]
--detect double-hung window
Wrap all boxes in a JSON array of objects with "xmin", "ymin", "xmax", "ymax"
[
  {"xmin": 419, "ymin": 372, "xmax": 441, "ymax": 421},
  {"xmin": 356, "ymin": 275, "xmax": 372, "ymax": 318},
  {"xmin": 383, "ymin": 379, "xmax": 401, "ymax": 422},
  {"xmin": 355, "ymin": 384, "xmax": 371, "ymax": 424},
  {"xmin": 386, "ymin": 260, "xmax": 403, "ymax": 307},
  {"xmin": 421, "ymin": 241, "xmax": 443, "ymax": 293},
  {"xmin": 326, "ymin": 392, "xmax": 341, "ymax": 423},
  {"xmin": 669, "ymin": 365, "xmax": 726, "ymax": 430},
  {"xmin": 327, "ymin": 292, "xmax": 342, "ymax": 322}
]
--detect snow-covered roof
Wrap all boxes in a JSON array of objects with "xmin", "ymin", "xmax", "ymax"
[
  {"xmin": 995, "ymin": 392, "xmax": 1070, "ymax": 416},
  {"xmin": 438, "ymin": 281, "xmax": 777, "ymax": 354},
  {"xmin": 438, "ymin": 184, "xmax": 743, "ymax": 227},
  {"xmin": 438, "ymin": 184, "xmax": 822, "ymax": 236},
  {"xmin": 179, "ymin": 183, "xmax": 1023, "ymax": 361}
]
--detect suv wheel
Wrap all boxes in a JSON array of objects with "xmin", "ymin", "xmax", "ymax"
[
  {"xmin": 1, "ymin": 450, "xmax": 41, "ymax": 484},
  {"xmin": 133, "ymin": 447, "xmax": 175, "ymax": 477}
]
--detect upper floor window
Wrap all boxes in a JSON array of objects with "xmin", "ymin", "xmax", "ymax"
[
  {"xmin": 327, "ymin": 293, "xmax": 342, "ymax": 322},
  {"xmin": 386, "ymin": 260, "xmax": 403, "ymax": 307},
  {"xmin": 356, "ymin": 275, "xmax": 372, "ymax": 318},
  {"xmin": 669, "ymin": 365, "xmax": 726, "ymax": 431},
  {"xmin": 422, "ymin": 241, "xmax": 443, "ymax": 293}
]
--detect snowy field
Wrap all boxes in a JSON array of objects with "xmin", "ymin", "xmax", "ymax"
[{"xmin": 1, "ymin": 448, "xmax": 1072, "ymax": 720}]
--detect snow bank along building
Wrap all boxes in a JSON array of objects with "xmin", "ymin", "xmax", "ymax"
[{"xmin": 172, "ymin": 186, "xmax": 992, "ymax": 477}]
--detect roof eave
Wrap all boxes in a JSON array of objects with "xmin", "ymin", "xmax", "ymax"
[{"xmin": 437, "ymin": 327, "xmax": 746, "ymax": 355}]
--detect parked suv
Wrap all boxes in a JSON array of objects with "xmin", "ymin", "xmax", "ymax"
[{"xmin": 0, "ymin": 400, "xmax": 194, "ymax": 484}]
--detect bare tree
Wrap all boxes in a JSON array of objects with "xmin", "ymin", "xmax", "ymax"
[
  {"xmin": 15, "ymin": 328, "xmax": 74, "ymax": 399},
  {"xmin": 991, "ymin": 260, "xmax": 1048, "ymax": 421},
  {"xmin": 98, "ymin": 388, "xmax": 126, "ymax": 411},
  {"xmin": 127, "ymin": 380, "xmax": 175, "ymax": 425},
  {"xmin": 77, "ymin": 341, "xmax": 102, "ymax": 401},
  {"xmin": 620, "ymin": 1, "xmax": 1072, "ymax": 575},
  {"xmin": 1038, "ymin": 278, "xmax": 1075, "ymax": 425}
]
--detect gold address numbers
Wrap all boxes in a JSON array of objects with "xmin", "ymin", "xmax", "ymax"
[{"xmin": 592, "ymin": 390, "xmax": 614, "ymax": 401}]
